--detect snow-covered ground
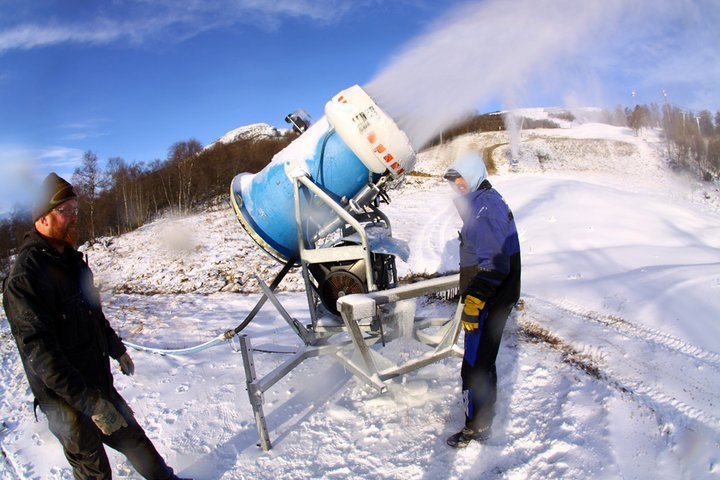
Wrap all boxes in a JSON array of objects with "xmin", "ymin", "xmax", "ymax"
[{"xmin": 2, "ymin": 119, "xmax": 720, "ymax": 479}]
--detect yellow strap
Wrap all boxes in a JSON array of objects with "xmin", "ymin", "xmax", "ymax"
[{"xmin": 462, "ymin": 321, "xmax": 479, "ymax": 331}]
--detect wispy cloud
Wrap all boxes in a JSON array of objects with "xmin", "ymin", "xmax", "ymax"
[
  {"xmin": 62, "ymin": 131, "xmax": 109, "ymax": 141},
  {"xmin": 37, "ymin": 146, "xmax": 85, "ymax": 168},
  {"xmin": 0, "ymin": 0, "xmax": 380, "ymax": 54},
  {"xmin": 0, "ymin": 145, "xmax": 83, "ymax": 173},
  {"xmin": 55, "ymin": 120, "xmax": 110, "ymax": 142},
  {"xmin": 0, "ymin": 20, "xmax": 123, "ymax": 53}
]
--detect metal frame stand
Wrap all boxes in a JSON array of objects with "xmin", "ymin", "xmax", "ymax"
[
  {"xmin": 292, "ymin": 174, "xmax": 380, "ymax": 330},
  {"xmin": 239, "ymin": 335, "xmax": 271, "ymax": 451},
  {"xmin": 334, "ymin": 275, "xmax": 464, "ymax": 391},
  {"xmin": 239, "ymin": 273, "xmax": 462, "ymax": 450},
  {"xmin": 239, "ymin": 173, "xmax": 463, "ymax": 450}
]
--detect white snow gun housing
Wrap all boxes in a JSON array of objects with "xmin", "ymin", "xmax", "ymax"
[{"xmin": 230, "ymin": 85, "xmax": 462, "ymax": 450}]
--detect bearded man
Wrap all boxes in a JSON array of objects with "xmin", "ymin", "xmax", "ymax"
[{"xmin": 2, "ymin": 173, "xmax": 188, "ymax": 479}]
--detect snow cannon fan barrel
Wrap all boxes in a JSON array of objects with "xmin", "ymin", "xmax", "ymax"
[{"xmin": 230, "ymin": 85, "xmax": 416, "ymax": 263}]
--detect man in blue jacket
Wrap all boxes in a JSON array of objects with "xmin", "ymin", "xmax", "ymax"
[{"xmin": 443, "ymin": 153, "xmax": 521, "ymax": 448}]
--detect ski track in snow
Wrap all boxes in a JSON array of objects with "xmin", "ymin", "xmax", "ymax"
[
  {"xmin": 526, "ymin": 294, "xmax": 720, "ymax": 368},
  {"xmin": 519, "ymin": 295, "xmax": 720, "ymax": 439},
  {"xmin": 506, "ymin": 301, "xmax": 720, "ymax": 480}
]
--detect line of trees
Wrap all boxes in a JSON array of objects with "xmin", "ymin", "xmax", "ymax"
[
  {"xmin": 1, "ymin": 131, "xmax": 296, "ymax": 273},
  {"xmin": 423, "ymin": 111, "xmax": 561, "ymax": 148},
  {"xmin": 623, "ymin": 103, "xmax": 720, "ymax": 180},
  {"xmin": 661, "ymin": 106, "xmax": 719, "ymax": 180}
]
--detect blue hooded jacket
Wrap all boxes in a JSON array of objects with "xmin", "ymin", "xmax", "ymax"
[{"xmin": 446, "ymin": 153, "xmax": 521, "ymax": 305}]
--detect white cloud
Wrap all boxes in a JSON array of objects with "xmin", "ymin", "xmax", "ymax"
[
  {"xmin": 0, "ymin": 21, "xmax": 124, "ymax": 53},
  {"xmin": 0, "ymin": 0, "xmax": 381, "ymax": 54},
  {"xmin": 55, "ymin": 120, "xmax": 110, "ymax": 142},
  {"xmin": 0, "ymin": 145, "xmax": 83, "ymax": 177},
  {"xmin": 37, "ymin": 146, "xmax": 85, "ymax": 168}
]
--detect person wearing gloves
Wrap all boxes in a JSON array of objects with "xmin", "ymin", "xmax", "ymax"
[
  {"xmin": 443, "ymin": 153, "xmax": 521, "ymax": 449},
  {"xmin": 2, "ymin": 173, "xmax": 188, "ymax": 479}
]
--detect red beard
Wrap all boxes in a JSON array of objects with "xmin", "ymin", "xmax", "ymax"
[{"xmin": 64, "ymin": 225, "xmax": 78, "ymax": 246}]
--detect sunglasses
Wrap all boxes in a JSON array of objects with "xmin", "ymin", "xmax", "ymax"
[{"xmin": 54, "ymin": 206, "xmax": 79, "ymax": 216}]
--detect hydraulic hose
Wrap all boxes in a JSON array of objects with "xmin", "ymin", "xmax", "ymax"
[
  {"xmin": 122, "ymin": 334, "xmax": 227, "ymax": 356},
  {"xmin": 122, "ymin": 258, "xmax": 297, "ymax": 356}
]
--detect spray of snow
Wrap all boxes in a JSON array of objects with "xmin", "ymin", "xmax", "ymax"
[
  {"xmin": 503, "ymin": 111, "xmax": 523, "ymax": 164},
  {"xmin": 364, "ymin": 0, "xmax": 717, "ymax": 150}
]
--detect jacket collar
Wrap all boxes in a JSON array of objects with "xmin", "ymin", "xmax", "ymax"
[{"xmin": 476, "ymin": 179, "xmax": 493, "ymax": 191}]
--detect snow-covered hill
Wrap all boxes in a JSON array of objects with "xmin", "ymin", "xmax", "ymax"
[
  {"xmin": 203, "ymin": 123, "xmax": 284, "ymax": 151},
  {"xmin": 2, "ymin": 116, "xmax": 720, "ymax": 479},
  {"xmin": 79, "ymin": 114, "xmax": 708, "ymax": 296}
]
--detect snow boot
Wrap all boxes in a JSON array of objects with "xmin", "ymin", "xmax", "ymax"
[{"xmin": 446, "ymin": 426, "xmax": 491, "ymax": 448}]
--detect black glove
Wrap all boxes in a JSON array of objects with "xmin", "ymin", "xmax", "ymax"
[{"xmin": 118, "ymin": 352, "xmax": 134, "ymax": 376}]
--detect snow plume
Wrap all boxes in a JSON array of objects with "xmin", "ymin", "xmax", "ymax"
[
  {"xmin": 363, "ymin": 0, "xmax": 622, "ymax": 149},
  {"xmin": 503, "ymin": 111, "xmax": 522, "ymax": 163},
  {"xmin": 364, "ymin": 0, "xmax": 718, "ymax": 150}
]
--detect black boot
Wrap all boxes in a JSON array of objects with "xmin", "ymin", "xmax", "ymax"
[{"xmin": 446, "ymin": 426, "xmax": 492, "ymax": 448}]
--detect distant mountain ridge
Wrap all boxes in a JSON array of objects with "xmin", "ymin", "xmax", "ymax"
[{"xmin": 204, "ymin": 123, "xmax": 284, "ymax": 151}]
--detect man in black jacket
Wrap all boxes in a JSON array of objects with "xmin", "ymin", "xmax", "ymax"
[{"xmin": 3, "ymin": 173, "xmax": 185, "ymax": 479}]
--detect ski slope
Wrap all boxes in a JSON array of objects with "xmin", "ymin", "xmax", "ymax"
[{"xmin": 2, "ymin": 122, "xmax": 720, "ymax": 479}]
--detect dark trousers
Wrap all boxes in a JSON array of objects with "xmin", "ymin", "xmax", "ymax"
[
  {"xmin": 40, "ymin": 395, "xmax": 174, "ymax": 480},
  {"xmin": 461, "ymin": 302, "xmax": 513, "ymax": 432}
]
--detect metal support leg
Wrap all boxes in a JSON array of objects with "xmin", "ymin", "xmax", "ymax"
[
  {"xmin": 336, "ymin": 302, "xmax": 387, "ymax": 391},
  {"xmin": 239, "ymin": 335, "xmax": 272, "ymax": 451},
  {"xmin": 255, "ymin": 276, "xmax": 315, "ymax": 345}
]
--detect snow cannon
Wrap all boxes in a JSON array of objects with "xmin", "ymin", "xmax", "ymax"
[
  {"xmin": 231, "ymin": 84, "xmax": 415, "ymax": 264},
  {"xmin": 231, "ymin": 85, "xmax": 416, "ymax": 317},
  {"xmin": 227, "ymin": 88, "xmax": 467, "ymax": 452}
]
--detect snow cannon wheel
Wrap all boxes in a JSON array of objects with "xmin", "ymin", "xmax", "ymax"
[{"xmin": 320, "ymin": 270, "xmax": 366, "ymax": 315}]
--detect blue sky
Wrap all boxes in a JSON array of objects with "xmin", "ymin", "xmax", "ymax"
[{"xmin": 1, "ymin": 0, "xmax": 718, "ymax": 214}]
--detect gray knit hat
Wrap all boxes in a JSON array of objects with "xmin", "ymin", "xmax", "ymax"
[{"xmin": 32, "ymin": 173, "xmax": 77, "ymax": 221}]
